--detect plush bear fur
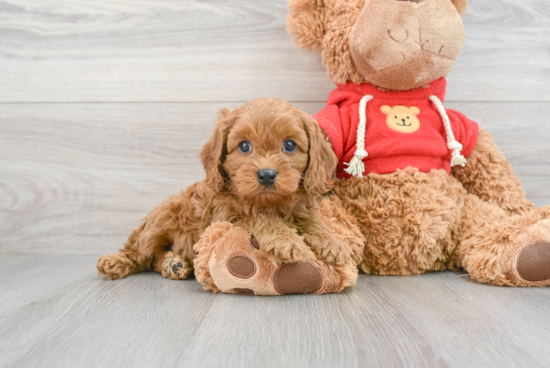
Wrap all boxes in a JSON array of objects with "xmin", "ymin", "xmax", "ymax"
[{"xmin": 287, "ymin": 0, "xmax": 550, "ymax": 286}]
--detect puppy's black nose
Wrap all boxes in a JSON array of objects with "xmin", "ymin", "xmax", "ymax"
[{"xmin": 257, "ymin": 168, "xmax": 277, "ymax": 186}]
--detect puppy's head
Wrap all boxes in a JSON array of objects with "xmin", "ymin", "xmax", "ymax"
[{"xmin": 200, "ymin": 98, "xmax": 337, "ymax": 206}]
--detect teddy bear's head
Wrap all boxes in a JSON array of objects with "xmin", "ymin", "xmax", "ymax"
[{"xmin": 287, "ymin": 0, "xmax": 468, "ymax": 91}]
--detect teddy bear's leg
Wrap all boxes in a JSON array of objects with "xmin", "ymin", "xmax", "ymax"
[
  {"xmin": 452, "ymin": 193, "xmax": 550, "ymax": 286},
  {"xmin": 452, "ymin": 129, "xmax": 534, "ymax": 216},
  {"xmin": 194, "ymin": 222, "xmax": 358, "ymax": 295}
]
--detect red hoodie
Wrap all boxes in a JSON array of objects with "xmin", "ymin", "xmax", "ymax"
[{"xmin": 313, "ymin": 78, "xmax": 479, "ymax": 179}]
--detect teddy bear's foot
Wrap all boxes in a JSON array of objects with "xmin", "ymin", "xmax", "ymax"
[
  {"xmin": 461, "ymin": 213, "xmax": 550, "ymax": 287},
  {"xmin": 193, "ymin": 222, "xmax": 358, "ymax": 295},
  {"xmin": 226, "ymin": 255, "xmax": 325, "ymax": 295},
  {"xmin": 510, "ymin": 217, "xmax": 550, "ymax": 286},
  {"xmin": 516, "ymin": 242, "xmax": 550, "ymax": 282},
  {"xmin": 273, "ymin": 261, "xmax": 324, "ymax": 295}
]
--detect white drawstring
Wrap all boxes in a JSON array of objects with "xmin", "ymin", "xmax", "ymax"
[
  {"xmin": 344, "ymin": 94, "xmax": 373, "ymax": 178},
  {"xmin": 429, "ymin": 95, "xmax": 467, "ymax": 168}
]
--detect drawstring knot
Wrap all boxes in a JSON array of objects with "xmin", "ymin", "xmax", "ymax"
[
  {"xmin": 429, "ymin": 95, "xmax": 467, "ymax": 168},
  {"xmin": 447, "ymin": 141, "xmax": 463, "ymax": 151},
  {"xmin": 344, "ymin": 95, "xmax": 373, "ymax": 178}
]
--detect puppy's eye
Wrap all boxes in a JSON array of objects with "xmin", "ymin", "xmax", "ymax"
[
  {"xmin": 238, "ymin": 141, "xmax": 252, "ymax": 153},
  {"xmin": 283, "ymin": 139, "xmax": 297, "ymax": 153}
]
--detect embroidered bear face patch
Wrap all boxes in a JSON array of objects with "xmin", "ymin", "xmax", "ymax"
[{"xmin": 381, "ymin": 105, "xmax": 421, "ymax": 133}]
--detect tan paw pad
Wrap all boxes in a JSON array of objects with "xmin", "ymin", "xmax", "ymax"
[
  {"xmin": 227, "ymin": 254, "xmax": 257, "ymax": 279},
  {"xmin": 273, "ymin": 261, "xmax": 323, "ymax": 295},
  {"xmin": 517, "ymin": 242, "xmax": 550, "ymax": 282},
  {"xmin": 232, "ymin": 288, "xmax": 255, "ymax": 295}
]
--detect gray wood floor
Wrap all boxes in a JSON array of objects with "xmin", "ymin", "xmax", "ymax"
[
  {"xmin": 1, "ymin": 0, "xmax": 550, "ymax": 367},
  {"xmin": 1, "ymin": 255, "xmax": 550, "ymax": 368}
]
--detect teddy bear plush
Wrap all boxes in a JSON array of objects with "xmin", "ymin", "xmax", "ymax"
[{"xmin": 287, "ymin": 0, "xmax": 550, "ymax": 286}]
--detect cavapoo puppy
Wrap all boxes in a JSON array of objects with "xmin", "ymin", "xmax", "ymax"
[{"xmin": 97, "ymin": 98, "xmax": 364, "ymax": 295}]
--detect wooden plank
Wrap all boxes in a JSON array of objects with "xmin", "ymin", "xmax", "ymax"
[
  {"xmin": 0, "ymin": 102, "xmax": 228, "ymax": 254},
  {"xmin": 0, "ymin": 261, "xmax": 549, "ymax": 368},
  {"xmin": 0, "ymin": 254, "xmax": 99, "ymax": 317},
  {"xmin": 369, "ymin": 272, "xmax": 550, "ymax": 367},
  {"xmin": 0, "ymin": 269, "xmax": 216, "ymax": 368},
  {"xmin": 0, "ymin": 262, "xmax": 444, "ymax": 368},
  {"xmin": 0, "ymin": 0, "xmax": 548, "ymax": 103},
  {"xmin": 174, "ymin": 280, "xmax": 445, "ymax": 368},
  {"xmin": 1, "ymin": 101, "xmax": 550, "ymax": 254}
]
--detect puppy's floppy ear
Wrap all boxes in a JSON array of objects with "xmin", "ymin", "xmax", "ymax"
[
  {"xmin": 200, "ymin": 108, "xmax": 232, "ymax": 191},
  {"xmin": 300, "ymin": 111, "xmax": 338, "ymax": 196}
]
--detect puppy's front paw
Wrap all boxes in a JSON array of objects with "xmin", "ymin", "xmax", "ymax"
[
  {"xmin": 161, "ymin": 257, "xmax": 192, "ymax": 280},
  {"xmin": 261, "ymin": 236, "xmax": 309, "ymax": 265},
  {"xmin": 307, "ymin": 235, "xmax": 351, "ymax": 266}
]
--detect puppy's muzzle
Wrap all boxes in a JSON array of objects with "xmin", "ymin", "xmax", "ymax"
[{"xmin": 257, "ymin": 168, "xmax": 278, "ymax": 187}]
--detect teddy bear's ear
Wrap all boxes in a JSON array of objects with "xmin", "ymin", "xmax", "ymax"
[
  {"xmin": 411, "ymin": 107, "xmax": 421, "ymax": 115},
  {"xmin": 287, "ymin": 0, "xmax": 326, "ymax": 51},
  {"xmin": 381, "ymin": 105, "xmax": 392, "ymax": 115},
  {"xmin": 450, "ymin": 0, "xmax": 468, "ymax": 15}
]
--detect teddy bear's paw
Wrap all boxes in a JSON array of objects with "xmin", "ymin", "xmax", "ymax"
[
  {"xmin": 200, "ymin": 226, "xmax": 351, "ymax": 295},
  {"xmin": 516, "ymin": 242, "xmax": 550, "ymax": 283},
  {"xmin": 204, "ymin": 229, "xmax": 279, "ymax": 295},
  {"xmin": 510, "ymin": 218, "xmax": 550, "ymax": 284},
  {"xmin": 231, "ymin": 288, "xmax": 255, "ymax": 295},
  {"xmin": 307, "ymin": 234, "xmax": 352, "ymax": 266},
  {"xmin": 161, "ymin": 257, "xmax": 192, "ymax": 280},
  {"xmin": 227, "ymin": 254, "xmax": 257, "ymax": 279},
  {"xmin": 273, "ymin": 261, "xmax": 324, "ymax": 295}
]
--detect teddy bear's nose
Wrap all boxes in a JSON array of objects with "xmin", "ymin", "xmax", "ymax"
[
  {"xmin": 402, "ymin": 118, "xmax": 406, "ymax": 123},
  {"xmin": 257, "ymin": 168, "xmax": 278, "ymax": 186}
]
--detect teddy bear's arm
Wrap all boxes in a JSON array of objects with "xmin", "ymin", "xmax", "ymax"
[{"xmin": 451, "ymin": 128, "xmax": 534, "ymax": 216}]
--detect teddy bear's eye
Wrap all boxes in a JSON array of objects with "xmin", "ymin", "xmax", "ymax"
[
  {"xmin": 238, "ymin": 140, "xmax": 252, "ymax": 154},
  {"xmin": 407, "ymin": 116, "xmax": 410, "ymax": 119},
  {"xmin": 395, "ymin": 116, "xmax": 397, "ymax": 119}
]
